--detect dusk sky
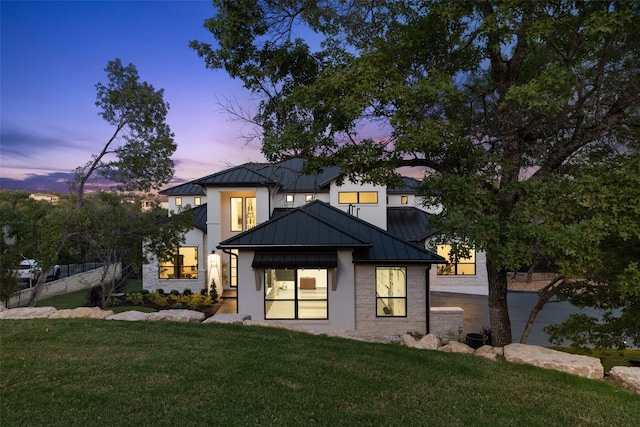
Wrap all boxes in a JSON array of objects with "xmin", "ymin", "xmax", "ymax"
[{"xmin": 1, "ymin": 0, "xmax": 270, "ymax": 193}]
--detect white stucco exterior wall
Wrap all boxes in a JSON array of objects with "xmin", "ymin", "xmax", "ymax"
[
  {"xmin": 235, "ymin": 249, "xmax": 356, "ymax": 333},
  {"xmin": 430, "ymin": 250, "xmax": 489, "ymax": 295},
  {"xmin": 329, "ymin": 180, "xmax": 388, "ymax": 230}
]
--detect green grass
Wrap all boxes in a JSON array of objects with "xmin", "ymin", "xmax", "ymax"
[
  {"xmin": 35, "ymin": 279, "xmax": 144, "ymax": 310},
  {"xmin": 1, "ymin": 320, "xmax": 638, "ymax": 427}
]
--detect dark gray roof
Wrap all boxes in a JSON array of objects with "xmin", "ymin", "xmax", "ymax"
[
  {"xmin": 156, "ymin": 204, "xmax": 208, "ymax": 233},
  {"xmin": 387, "ymin": 207, "xmax": 435, "ymax": 244},
  {"xmin": 195, "ymin": 158, "xmax": 342, "ymax": 193},
  {"xmin": 159, "ymin": 181, "xmax": 205, "ymax": 196},
  {"xmin": 219, "ymin": 206, "xmax": 371, "ymax": 248},
  {"xmin": 387, "ymin": 176, "xmax": 421, "ymax": 194},
  {"xmin": 219, "ymin": 201, "xmax": 444, "ymax": 264},
  {"xmin": 161, "ymin": 158, "xmax": 420, "ymax": 195}
]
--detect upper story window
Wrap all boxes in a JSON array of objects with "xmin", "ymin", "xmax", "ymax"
[
  {"xmin": 437, "ymin": 244, "xmax": 476, "ymax": 275},
  {"xmin": 338, "ymin": 191, "xmax": 378, "ymax": 204},
  {"xmin": 159, "ymin": 246, "xmax": 198, "ymax": 279},
  {"xmin": 286, "ymin": 194, "xmax": 294, "ymax": 203},
  {"xmin": 194, "ymin": 197, "xmax": 202, "ymax": 206},
  {"xmin": 305, "ymin": 194, "xmax": 314, "ymax": 202},
  {"xmin": 401, "ymin": 196, "xmax": 409, "ymax": 205},
  {"xmin": 376, "ymin": 267, "xmax": 407, "ymax": 317},
  {"xmin": 175, "ymin": 197, "xmax": 182, "ymax": 207},
  {"xmin": 231, "ymin": 197, "xmax": 257, "ymax": 231}
]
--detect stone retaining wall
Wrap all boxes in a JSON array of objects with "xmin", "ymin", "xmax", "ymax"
[
  {"xmin": 5, "ymin": 263, "xmax": 122, "ymax": 308},
  {"xmin": 430, "ymin": 306, "xmax": 464, "ymax": 341}
]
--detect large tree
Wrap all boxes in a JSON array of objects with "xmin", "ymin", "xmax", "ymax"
[
  {"xmin": 192, "ymin": 0, "xmax": 640, "ymax": 345},
  {"xmin": 73, "ymin": 59, "xmax": 176, "ymax": 204},
  {"xmin": 12, "ymin": 59, "xmax": 180, "ymax": 306}
]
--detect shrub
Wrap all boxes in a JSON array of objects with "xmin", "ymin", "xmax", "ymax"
[
  {"xmin": 126, "ymin": 293, "xmax": 144, "ymax": 306},
  {"xmin": 146, "ymin": 291, "xmax": 168, "ymax": 307},
  {"xmin": 170, "ymin": 289, "xmax": 180, "ymax": 297},
  {"xmin": 156, "ymin": 289, "xmax": 165, "ymax": 295},
  {"xmin": 87, "ymin": 286, "xmax": 104, "ymax": 307},
  {"xmin": 185, "ymin": 294, "xmax": 205, "ymax": 310},
  {"xmin": 200, "ymin": 288, "xmax": 208, "ymax": 296},
  {"xmin": 183, "ymin": 288, "xmax": 192, "ymax": 296}
]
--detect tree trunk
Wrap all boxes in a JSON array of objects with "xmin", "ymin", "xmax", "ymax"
[
  {"xmin": 520, "ymin": 276, "xmax": 564, "ymax": 344},
  {"xmin": 486, "ymin": 259, "xmax": 512, "ymax": 346},
  {"xmin": 27, "ymin": 274, "xmax": 47, "ymax": 307}
]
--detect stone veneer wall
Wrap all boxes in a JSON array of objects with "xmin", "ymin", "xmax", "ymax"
[
  {"xmin": 6, "ymin": 263, "xmax": 122, "ymax": 308},
  {"xmin": 354, "ymin": 264, "xmax": 429, "ymax": 335},
  {"xmin": 429, "ymin": 307, "xmax": 464, "ymax": 342}
]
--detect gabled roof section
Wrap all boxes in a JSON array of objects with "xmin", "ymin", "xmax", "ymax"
[
  {"xmin": 156, "ymin": 204, "xmax": 208, "ymax": 233},
  {"xmin": 219, "ymin": 201, "xmax": 445, "ymax": 264},
  {"xmin": 218, "ymin": 205, "xmax": 371, "ymax": 248},
  {"xmin": 387, "ymin": 207, "xmax": 435, "ymax": 244},
  {"xmin": 159, "ymin": 181, "xmax": 205, "ymax": 196},
  {"xmin": 387, "ymin": 176, "xmax": 421, "ymax": 194},
  {"xmin": 193, "ymin": 163, "xmax": 278, "ymax": 187},
  {"xmin": 192, "ymin": 158, "xmax": 343, "ymax": 193}
]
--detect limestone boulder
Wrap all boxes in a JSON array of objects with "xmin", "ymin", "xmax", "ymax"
[
  {"xmin": 49, "ymin": 307, "xmax": 114, "ymax": 319},
  {"xmin": 401, "ymin": 333, "xmax": 439, "ymax": 350},
  {"xmin": 504, "ymin": 343, "xmax": 604, "ymax": 380},
  {"xmin": 609, "ymin": 366, "xmax": 640, "ymax": 394},
  {"xmin": 203, "ymin": 313, "xmax": 251, "ymax": 324},
  {"xmin": 0, "ymin": 307, "xmax": 57, "ymax": 319},
  {"xmin": 106, "ymin": 310, "xmax": 151, "ymax": 321},
  {"xmin": 438, "ymin": 341, "xmax": 475, "ymax": 354},
  {"xmin": 475, "ymin": 345, "xmax": 503, "ymax": 361},
  {"xmin": 146, "ymin": 309, "xmax": 205, "ymax": 323}
]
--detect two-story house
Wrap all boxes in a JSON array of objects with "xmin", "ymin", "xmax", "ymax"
[{"xmin": 142, "ymin": 158, "xmax": 487, "ymax": 335}]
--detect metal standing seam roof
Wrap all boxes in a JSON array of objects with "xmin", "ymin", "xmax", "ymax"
[
  {"xmin": 160, "ymin": 158, "xmax": 420, "ymax": 196},
  {"xmin": 156, "ymin": 203, "xmax": 208, "ymax": 233},
  {"xmin": 387, "ymin": 207, "xmax": 436, "ymax": 244},
  {"xmin": 159, "ymin": 181, "xmax": 205, "ymax": 196},
  {"xmin": 219, "ymin": 200, "xmax": 445, "ymax": 264}
]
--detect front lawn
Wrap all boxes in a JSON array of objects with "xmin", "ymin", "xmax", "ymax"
[{"xmin": 1, "ymin": 320, "xmax": 638, "ymax": 426}]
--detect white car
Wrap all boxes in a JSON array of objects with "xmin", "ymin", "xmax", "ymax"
[{"xmin": 14, "ymin": 259, "xmax": 61, "ymax": 284}]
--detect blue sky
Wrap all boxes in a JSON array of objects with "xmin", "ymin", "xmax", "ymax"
[{"xmin": 1, "ymin": 0, "xmax": 267, "ymax": 193}]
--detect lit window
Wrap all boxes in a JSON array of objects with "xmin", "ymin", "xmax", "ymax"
[
  {"xmin": 159, "ymin": 247, "xmax": 198, "ymax": 279},
  {"xmin": 230, "ymin": 249, "xmax": 238, "ymax": 287},
  {"xmin": 286, "ymin": 194, "xmax": 294, "ymax": 203},
  {"xmin": 305, "ymin": 194, "xmax": 314, "ymax": 202},
  {"xmin": 401, "ymin": 196, "xmax": 408, "ymax": 205},
  {"xmin": 231, "ymin": 197, "xmax": 256, "ymax": 231},
  {"xmin": 194, "ymin": 197, "xmax": 202, "ymax": 206},
  {"xmin": 264, "ymin": 269, "xmax": 328, "ymax": 319},
  {"xmin": 175, "ymin": 197, "xmax": 182, "ymax": 207},
  {"xmin": 376, "ymin": 267, "xmax": 407, "ymax": 317},
  {"xmin": 231, "ymin": 197, "xmax": 243, "ymax": 231},
  {"xmin": 338, "ymin": 192, "xmax": 357, "ymax": 204},
  {"xmin": 246, "ymin": 198, "xmax": 256, "ymax": 229},
  {"xmin": 338, "ymin": 191, "xmax": 378, "ymax": 204},
  {"xmin": 437, "ymin": 245, "xmax": 476, "ymax": 275}
]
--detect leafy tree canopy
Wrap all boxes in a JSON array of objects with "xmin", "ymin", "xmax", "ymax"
[
  {"xmin": 192, "ymin": 0, "xmax": 640, "ymax": 345},
  {"xmin": 73, "ymin": 59, "xmax": 177, "ymax": 201}
]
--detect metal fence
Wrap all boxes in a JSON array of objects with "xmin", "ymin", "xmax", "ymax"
[{"xmin": 57, "ymin": 262, "xmax": 106, "ymax": 279}]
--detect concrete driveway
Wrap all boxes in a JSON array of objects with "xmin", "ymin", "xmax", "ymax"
[{"xmin": 430, "ymin": 291, "xmax": 619, "ymax": 347}]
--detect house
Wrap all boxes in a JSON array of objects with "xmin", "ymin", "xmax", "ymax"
[{"xmin": 142, "ymin": 158, "xmax": 487, "ymax": 335}]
